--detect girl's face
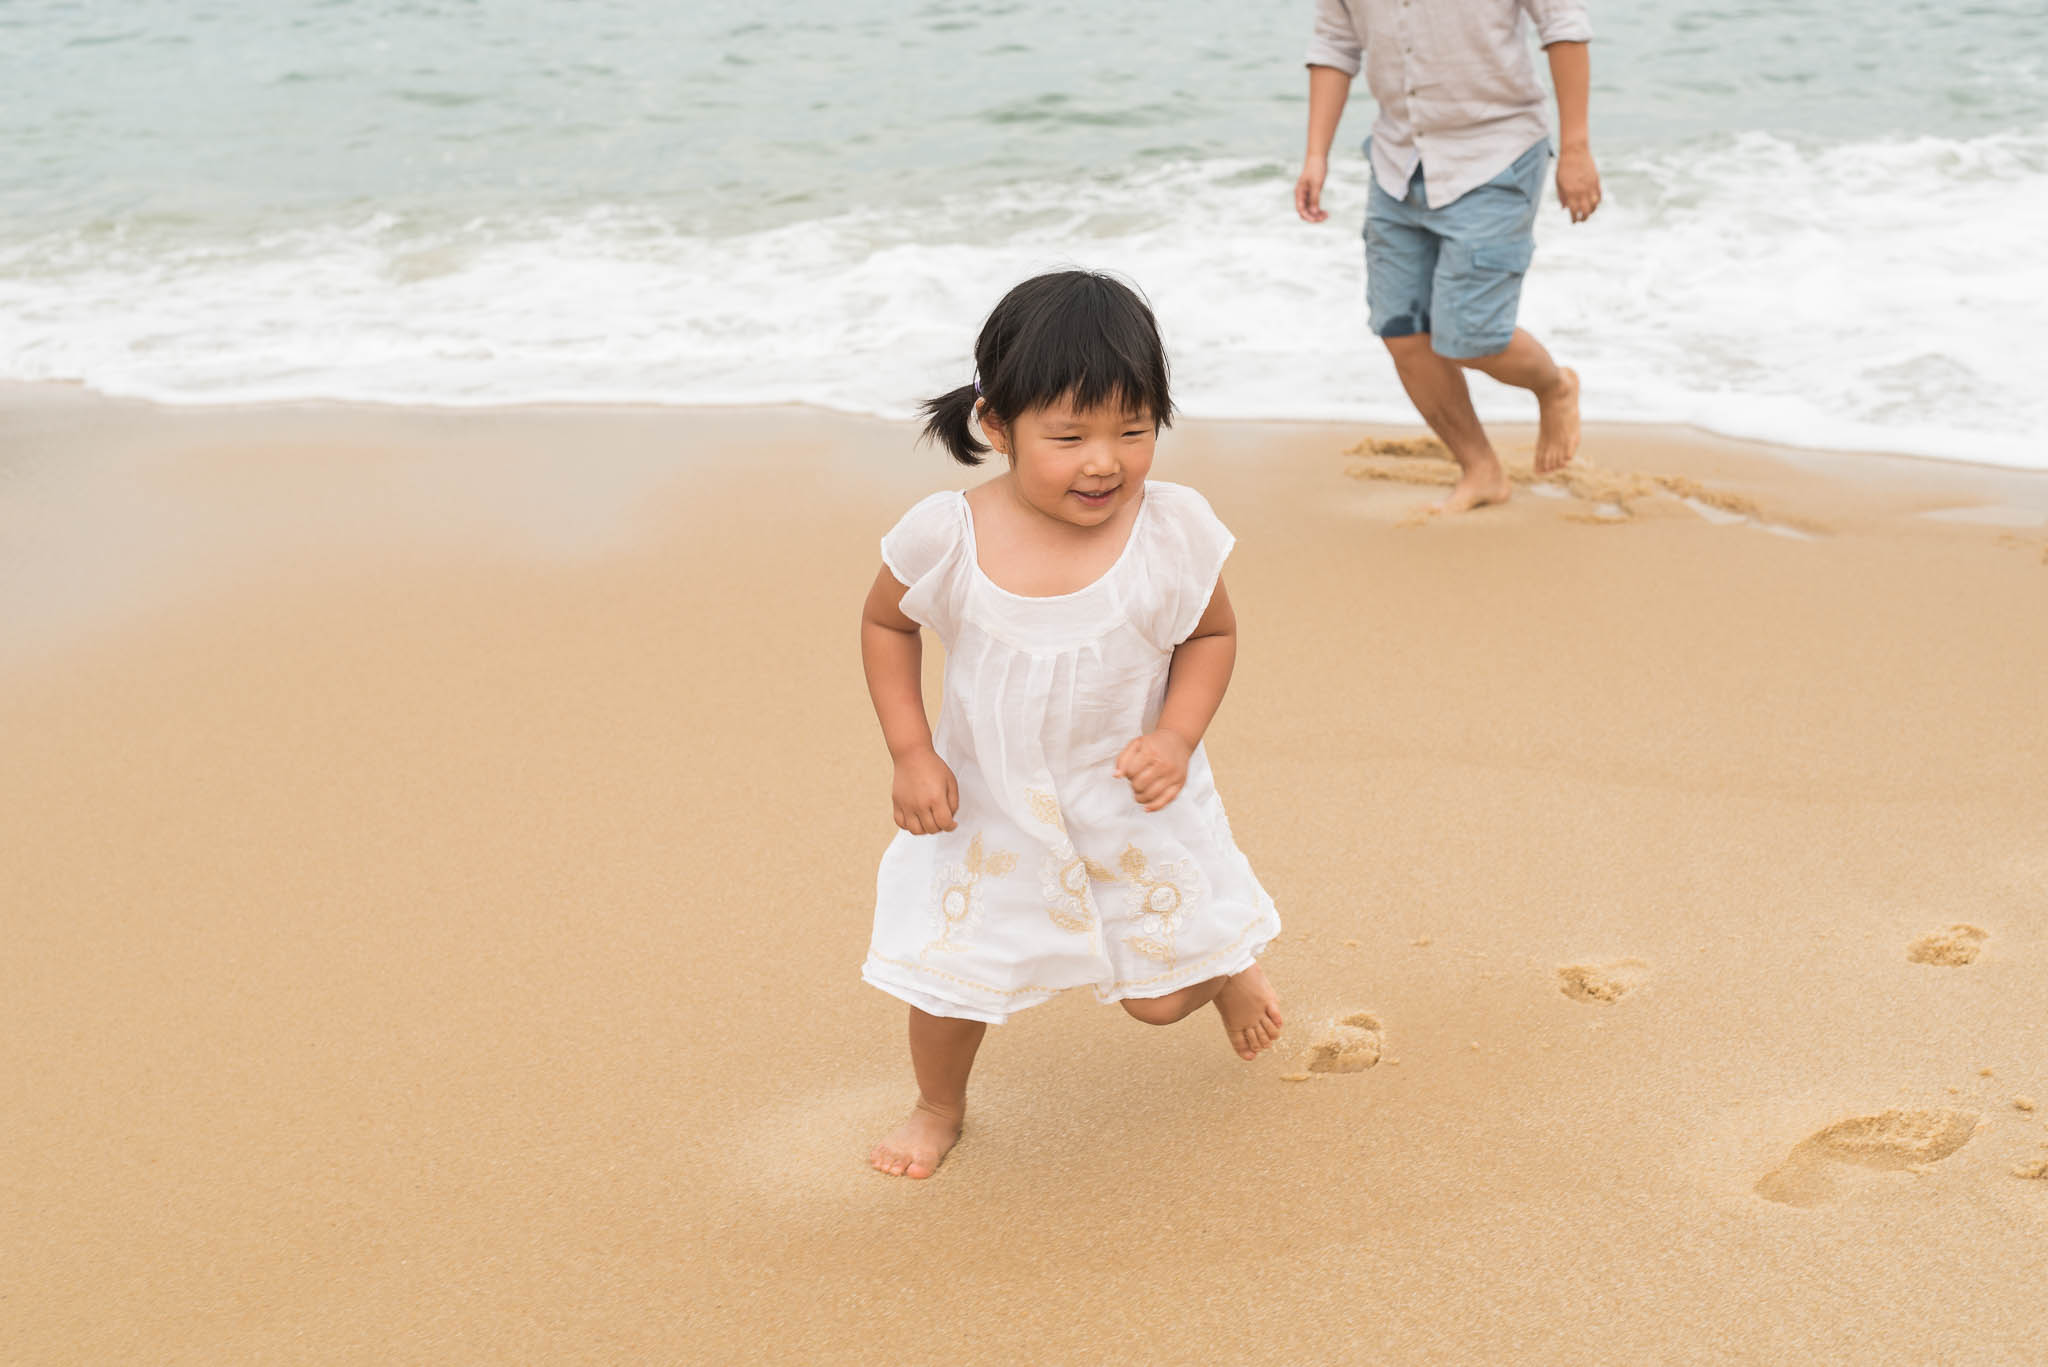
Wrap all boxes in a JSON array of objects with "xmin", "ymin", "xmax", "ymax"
[{"xmin": 982, "ymin": 397, "xmax": 1156, "ymax": 529}]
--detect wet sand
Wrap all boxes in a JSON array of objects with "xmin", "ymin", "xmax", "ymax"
[{"xmin": 4, "ymin": 389, "xmax": 2046, "ymax": 1364}]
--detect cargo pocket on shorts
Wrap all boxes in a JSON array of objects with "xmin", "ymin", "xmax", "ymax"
[
  {"xmin": 1434, "ymin": 235, "xmax": 1535, "ymax": 358},
  {"xmin": 1468, "ymin": 238, "xmax": 1535, "ymax": 276}
]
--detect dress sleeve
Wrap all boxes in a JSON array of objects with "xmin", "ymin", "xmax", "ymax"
[
  {"xmin": 1139, "ymin": 483, "xmax": 1237, "ymax": 651},
  {"xmin": 879, "ymin": 491, "xmax": 967, "ymax": 634}
]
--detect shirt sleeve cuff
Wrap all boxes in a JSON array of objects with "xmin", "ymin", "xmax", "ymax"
[
  {"xmin": 1536, "ymin": 17, "xmax": 1592, "ymax": 44},
  {"xmin": 1304, "ymin": 41, "xmax": 1361, "ymax": 75}
]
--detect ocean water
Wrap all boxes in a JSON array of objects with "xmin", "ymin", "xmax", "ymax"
[{"xmin": 2, "ymin": 1, "xmax": 2046, "ymax": 467}]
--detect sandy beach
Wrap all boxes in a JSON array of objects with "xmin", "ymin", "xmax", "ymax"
[{"xmin": 4, "ymin": 388, "xmax": 2046, "ymax": 1364}]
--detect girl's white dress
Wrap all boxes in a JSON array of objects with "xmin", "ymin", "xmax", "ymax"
[{"xmin": 864, "ymin": 480, "xmax": 1281, "ymax": 1024}]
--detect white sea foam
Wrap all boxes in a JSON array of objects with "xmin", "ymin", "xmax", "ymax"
[{"xmin": 2, "ymin": 129, "xmax": 2045, "ymax": 468}]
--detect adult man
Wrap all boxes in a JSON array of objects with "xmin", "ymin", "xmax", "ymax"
[{"xmin": 1297, "ymin": 0, "xmax": 1601, "ymax": 512}]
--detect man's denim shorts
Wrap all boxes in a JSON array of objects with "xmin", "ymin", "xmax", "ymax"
[{"xmin": 1364, "ymin": 137, "xmax": 1549, "ymax": 360}]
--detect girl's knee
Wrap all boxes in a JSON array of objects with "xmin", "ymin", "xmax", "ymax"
[{"xmin": 1121, "ymin": 995, "xmax": 1192, "ymax": 1026}]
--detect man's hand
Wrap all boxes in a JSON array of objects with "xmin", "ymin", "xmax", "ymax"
[
  {"xmin": 1294, "ymin": 155, "xmax": 1330, "ymax": 223},
  {"xmin": 892, "ymin": 746, "xmax": 959, "ymax": 835},
  {"xmin": 1115, "ymin": 730, "xmax": 1193, "ymax": 812},
  {"xmin": 1556, "ymin": 145, "xmax": 1601, "ymax": 223}
]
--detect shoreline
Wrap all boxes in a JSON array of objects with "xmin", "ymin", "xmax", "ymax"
[
  {"xmin": 6, "ymin": 387, "xmax": 2045, "ymax": 689},
  {"xmin": 8, "ymin": 378, "xmax": 2048, "ymax": 484}
]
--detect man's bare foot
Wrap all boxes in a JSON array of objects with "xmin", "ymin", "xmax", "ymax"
[
  {"xmin": 869, "ymin": 1099, "xmax": 962, "ymax": 1179},
  {"xmin": 1433, "ymin": 460, "xmax": 1513, "ymax": 515},
  {"xmin": 1212, "ymin": 962, "xmax": 1284, "ymax": 1060},
  {"xmin": 1534, "ymin": 366, "xmax": 1581, "ymax": 474}
]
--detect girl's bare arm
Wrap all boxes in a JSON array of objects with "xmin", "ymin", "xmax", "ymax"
[
  {"xmin": 861, "ymin": 566, "xmax": 958, "ymax": 834},
  {"xmin": 1116, "ymin": 579, "xmax": 1237, "ymax": 812}
]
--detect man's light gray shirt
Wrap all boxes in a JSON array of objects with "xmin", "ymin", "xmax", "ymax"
[{"xmin": 1307, "ymin": 0, "xmax": 1591, "ymax": 208}]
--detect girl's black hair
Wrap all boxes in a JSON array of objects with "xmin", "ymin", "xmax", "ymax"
[{"xmin": 920, "ymin": 269, "xmax": 1173, "ymax": 466}]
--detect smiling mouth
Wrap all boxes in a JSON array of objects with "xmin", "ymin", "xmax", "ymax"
[{"xmin": 1072, "ymin": 485, "xmax": 1120, "ymax": 503}]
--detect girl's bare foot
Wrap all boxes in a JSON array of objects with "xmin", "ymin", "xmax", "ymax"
[
  {"xmin": 1211, "ymin": 961, "xmax": 1283, "ymax": 1060},
  {"xmin": 869, "ymin": 1099, "xmax": 962, "ymax": 1179},
  {"xmin": 1534, "ymin": 366, "xmax": 1581, "ymax": 473}
]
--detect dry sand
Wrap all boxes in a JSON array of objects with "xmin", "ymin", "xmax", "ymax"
[{"xmin": 4, "ymin": 388, "xmax": 2046, "ymax": 1363}]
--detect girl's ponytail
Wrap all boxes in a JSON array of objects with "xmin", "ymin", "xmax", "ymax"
[
  {"xmin": 920, "ymin": 268, "xmax": 1169, "ymax": 468},
  {"xmin": 918, "ymin": 382, "xmax": 988, "ymax": 466}
]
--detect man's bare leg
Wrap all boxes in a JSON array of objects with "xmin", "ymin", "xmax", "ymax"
[
  {"xmin": 1383, "ymin": 333, "xmax": 1511, "ymax": 513},
  {"xmin": 1455, "ymin": 328, "xmax": 1580, "ymax": 474},
  {"xmin": 870, "ymin": 1007, "xmax": 985, "ymax": 1179}
]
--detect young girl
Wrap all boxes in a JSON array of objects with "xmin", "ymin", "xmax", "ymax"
[{"xmin": 859, "ymin": 270, "xmax": 1284, "ymax": 1180}]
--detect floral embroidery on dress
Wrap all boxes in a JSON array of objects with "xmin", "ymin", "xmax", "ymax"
[
  {"xmin": 1117, "ymin": 844, "xmax": 1201, "ymax": 967},
  {"xmin": 924, "ymin": 832, "xmax": 1016, "ymax": 957},
  {"xmin": 1028, "ymin": 788, "xmax": 1117, "ymax": 936}
]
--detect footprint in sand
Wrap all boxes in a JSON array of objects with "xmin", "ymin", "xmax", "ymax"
[
  {"xmin": 1754, "ymin": 1108, "xmax": 1980, "ymax": 1207},
  {"xmin": 1906, "ymin": 924, "xmax": 1989, "ymax": 965},
  {"xmin": 1342, "ymin": 439, "xmax": 1829, "ymax": 536},
  {"xmin": 1558, "ymin": 958, "xmax": 1649, "ymax": 1004},
  {"xmin": 1302, "ymin": 1011, "xmax": 1385, "ymax": 1074}
]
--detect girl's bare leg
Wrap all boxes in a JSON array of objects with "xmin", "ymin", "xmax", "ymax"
[
  {"xmin": 870, "ymin": 1007, "xmax": 986, "ymax": 1179},
  {"xmin": 1119, "ymin": 961, "xmax": 1283, "ymax": 1062}
]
